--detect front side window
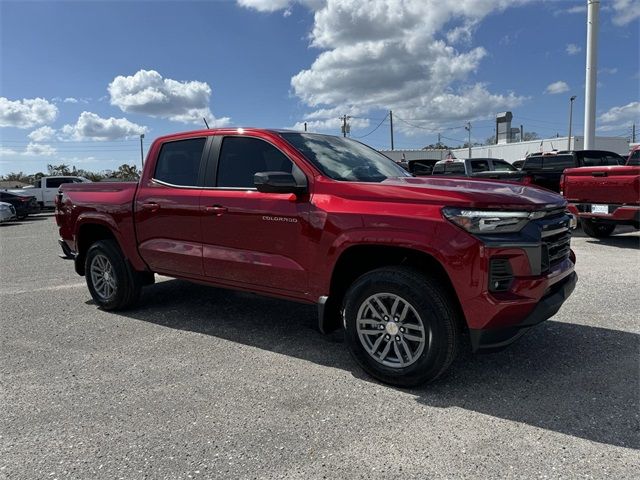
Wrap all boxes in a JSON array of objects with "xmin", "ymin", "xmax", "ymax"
[
  {"xmin": 471, "ymin": 160, "xmax": 490, "ymax": 173},
  {"xmin": 491, "ymin": 160, "xmax": 517, "ymax": 171},
  {"xmin": 154, "ymin": 138, "xmax": 206, "ymax": 186},
  {"xmin": 45, "ymin": 178, "xmax": 75, "ymax": 188},
  {"xmin": 628, "ymin": 150, "xmax": 640, "ymax": 166},
  {"xmin": 216, "ymin": 137, "xmax": 294, "ymax": 188},
  {"xmin": 281, "ymin": 133, "xmax": 410, "ymax": 182}
]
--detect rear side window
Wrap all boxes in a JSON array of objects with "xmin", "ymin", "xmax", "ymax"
[
  {"xmin": 432, "ymin": 164, "xmax": 445, "ymax": 175},
  {"xmin": 524, "ymin": 156, "xmax": 542, "ymax": 170},
  {"xmin": 445, "ymin": 163, "xmax": 465, "ymax": 174},
  {"xmin": 543, "ymin": 155, "xmax": 574, "ymax": 170},
  {"xmin": 216, "ymin": 137, "xmax": 293, "ymax": 188},
  {"xmin": 603, "ymin": 155, "xmax": 624, "ymax": 166},
  {"xmin": 154, "ymin": 138, "xmax": 206, "ymax": 186}
]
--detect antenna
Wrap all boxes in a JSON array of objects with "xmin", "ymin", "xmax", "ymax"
[{"xmin": 203, "ymin": 117, "xmax": 210, "ymax": 129}]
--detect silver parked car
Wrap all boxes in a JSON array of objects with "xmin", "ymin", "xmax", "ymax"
[{"xmin": 0, "ymin": 201, "xmax": 17, "ymax": 223}]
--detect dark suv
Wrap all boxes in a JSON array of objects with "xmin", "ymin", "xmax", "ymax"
[{"xmin": 521, "ymin": 150, "xmax": 625, "ymax": 192}]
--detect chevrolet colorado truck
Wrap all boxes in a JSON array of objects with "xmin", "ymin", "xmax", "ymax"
[
  {"xmin": 561, "ymin": 164, "xmax": 640, "ymax": 238},
  {"xmin": 55, "ymin": 129, "xmax": 577, "ymax": 386}
]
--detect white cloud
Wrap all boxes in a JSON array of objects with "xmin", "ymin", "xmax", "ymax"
[
  {"xmin": 60, "ymin": 111, "xmax": 147, "ymax": 141},
  {"xmin": 556, "ymin": 5, "xmax": 586, "ymax": 16},
  {"xmin": 611, "ymin": 0, "xmax": 640, "ymax": 26},
  {"xmin": 108, "ymin": 69, "xmax": 230, "ymax": 125},
  {"xmin": 28, "ymin": 126, "xmax": 56, "ymax": 142},
  {"xmin": 241, "ymin": 0, "xmax": 528, "ymax": 133},
  {"xmin": 599, "ymin": 67, "xmax": 618, "ymax": 75},
  {"xmin": 25, "ymin": 143, "xmax": 57, "ymax": 156},
  {"xmin": 63, "ymin": 97, "xmax": 79, "ymax": 104},
  {"xmin": 598, "ymin": 101, "xmax": 640, "ymax": 125},
  {"xmin": 544, "ymin": 81, "xmax": 570, "ymax": 94},
  {"xmin": 0, "ymin": 97, "xmax": 58, "ymax": 128},
  {"xmin": 566, "ymin": 43, "xmax": 581, "ymax": 55}
]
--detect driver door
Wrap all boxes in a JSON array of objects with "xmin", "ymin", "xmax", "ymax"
[{"xmin": 199, "ymin": 135, "xmax": 310, "ymax": 295}]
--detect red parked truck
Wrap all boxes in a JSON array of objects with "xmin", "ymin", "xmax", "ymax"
[
  {"xmin": 561, "ymin": 164, "xmax": 640, "ymax": 238},
  {"xmin": 55, "ymin": 129, "xmax": 577, "ymax": 386}
]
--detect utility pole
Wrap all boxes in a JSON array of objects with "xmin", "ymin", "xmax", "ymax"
[
  {"xmin": 584, "ymin": 0, "xmax": 600, "ymax": 149},
  {"xmin": 568, "ymin": 95, "xmax": 576, "ymax": 150},
  {"xmin": 389, "ymin": 110, "xmax": 394, "ymax": 150},
  {"xmin": 341, "ymin": 115, "xmax": 351, "ymax": 137},
  {"xmin": 465, "ymin": 122, "xmax": 472, "ymax": 158},
  {"xmin": 633, "ymin": 123, "xmax": 636, "ymax": 143},
  {"xmin": 304, "ymin": 122, "xmax": 307, "ymax": 132},
  {"xmin": 139, "ymin": 134, "xmax": 145, "ymax": 167},
  {"xmin": 520, "ymin": 125, "xmax": 524, "ymax": 142},
  {"xmin": 437, "ymin": 133, "xmax": 441, "ymax": 147}
]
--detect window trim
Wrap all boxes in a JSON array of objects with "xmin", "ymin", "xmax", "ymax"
[{"xmin": 150, "ymin": 136, "xmax": 212, "ymax": 189}]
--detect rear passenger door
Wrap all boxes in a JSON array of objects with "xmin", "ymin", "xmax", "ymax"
[
  {"xmin": 199, "ymin": 135, "xmax": 310, "ymax": 295},
  {"xmin": 135, "ymin": 136, "xmax": 210, "ymax": 276}
]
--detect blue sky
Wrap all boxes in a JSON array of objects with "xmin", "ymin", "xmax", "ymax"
[{"xmin": 1, "ymin": 0, "xmax": 638, "ymax": 175}]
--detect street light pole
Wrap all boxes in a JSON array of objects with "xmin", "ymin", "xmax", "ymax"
[
  {"xmin": 139, "ymin": 134, "xmax": 145, "ymax": 168},
  {"xmin": 568, "ymin": 95, "xmax": 576, "ymax": 150},
  {"xmin": 465, "ymin": 122, "xmax": 472, "ymax": 158}
]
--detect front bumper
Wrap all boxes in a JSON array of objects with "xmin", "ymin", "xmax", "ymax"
[{"xmin": 469, "ymin": 271, "xmax": 577, "ymax": 352}]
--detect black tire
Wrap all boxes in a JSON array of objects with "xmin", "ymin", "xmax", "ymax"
[
  {"xmin": 582, "ymin": 219, "xmax": 615, "ymax": 238},
  {"xmin": 85, "ymin": 239, "xmax": 142, "ymax": 310},
  {"xmin": 343, "ymin": 266, "xmax": 460, "ymax": 387}
]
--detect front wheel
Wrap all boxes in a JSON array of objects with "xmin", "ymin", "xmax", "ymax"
[
  {"xmin": 582, "ymin": 219, "xmax": 615, "ymax": 238},
  {"xmin": 343, "ymin": 267, "xmax": 460, "ymax": 387},
  {"xmin": 85, "ymin": 239, "xmax": 142, "ymax": 310}
]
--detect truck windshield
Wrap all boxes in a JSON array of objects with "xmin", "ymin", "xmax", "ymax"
[{"xmin": 281, "ymin": 133, "xmax": 411, "ymax": 182}]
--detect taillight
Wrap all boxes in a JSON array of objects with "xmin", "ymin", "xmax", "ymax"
[{"xmin": 559, "ymin": 174, "xmax": 565, "ymax": 196}]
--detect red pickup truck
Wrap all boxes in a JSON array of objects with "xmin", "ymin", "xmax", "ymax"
[
  {"xmin": 561, "ymin": 164, "xmax": 640, "ymax": 238},
  {"xmin": 55, "ymin": 128, "xmax": 577, "ymax": 386}
]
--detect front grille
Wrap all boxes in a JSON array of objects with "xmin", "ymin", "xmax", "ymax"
[
  {"xmin": 489, "ymin": 258, "xmax": 513, "ymax": 292},
  {"xmin": 540, "ymin": 216, "xmax": 571, "ymax": 270}
]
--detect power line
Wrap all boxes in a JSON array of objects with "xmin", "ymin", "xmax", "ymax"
[{"xmin": 352, "ymin": 113, "xmax": 389, "ymax": 139}]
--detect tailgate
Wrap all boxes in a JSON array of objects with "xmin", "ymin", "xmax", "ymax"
[{"xmin": 563, "ymin": 166, "xmax": 640, "ymax": 204}]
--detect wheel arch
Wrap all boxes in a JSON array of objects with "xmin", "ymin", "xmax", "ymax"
[
  {"xmin": 319, "ymin": 244, "xmax": 465, "ymax": 334},
  {"xmin": 74, "ymin": 222, "xmax": 119, "ymax": 276}
]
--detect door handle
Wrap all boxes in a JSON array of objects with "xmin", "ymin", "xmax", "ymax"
[
  {"xmin": 205, "ymin": 205, "xmax": 228, "ymax": 216},
  {"xmin": 141, "ymin": 202, "xmax": 160, "ymax": 213}
]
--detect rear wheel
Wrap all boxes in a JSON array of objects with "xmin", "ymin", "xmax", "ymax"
[
  {"xmin": 343, "ymin": 267, "xmax": 460, "ymax": 387},
  {"xmin": 85, "ymin": 239, "xmax": 142, "ymax": 310},
  {"xmin": 582, "ymin": 219, "xmax": 615, "ymax": 238}
]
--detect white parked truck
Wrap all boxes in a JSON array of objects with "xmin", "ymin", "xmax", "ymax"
[{"xmin": 18, "ymin": 176, "xmax": 91, "ymax": 208}]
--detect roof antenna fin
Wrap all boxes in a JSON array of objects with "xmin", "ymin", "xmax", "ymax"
[{"xmin": 203, "ymin": 117, "xmax": 210, "ymax": 129}]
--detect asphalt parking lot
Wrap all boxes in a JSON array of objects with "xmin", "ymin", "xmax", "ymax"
[{"xmin": 1, "ymin": 213, "xmax": 638, "ymax": 479}]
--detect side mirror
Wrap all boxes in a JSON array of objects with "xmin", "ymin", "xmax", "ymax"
[{"xmin": 254, "ymin": 171, "xmax": 307, "ymax": 194}]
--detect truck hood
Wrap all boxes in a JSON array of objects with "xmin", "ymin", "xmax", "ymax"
[{"xmin": 323, "ymin": 176, "xmax": 566, "ymax": 211}]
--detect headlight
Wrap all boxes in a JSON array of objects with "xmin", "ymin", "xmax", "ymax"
[
  {"xmin": 0, "ymin": 205, "xmax": 10, "ymax": 211},
  {"xmin": 442, "ymin": 207, "xmax": 531, "ymax": 234}
]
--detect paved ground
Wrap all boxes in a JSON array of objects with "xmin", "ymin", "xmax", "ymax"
[{"xmin": 1, "ymin": 213, "xmax": 638, "ymax": 479}]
